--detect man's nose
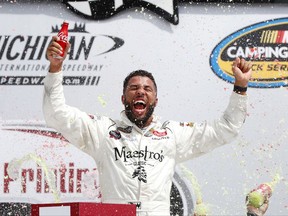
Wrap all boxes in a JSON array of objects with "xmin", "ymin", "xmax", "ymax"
[{"xmin": 136, "ymin": 87, "xmax": 145, "ymax": 95}]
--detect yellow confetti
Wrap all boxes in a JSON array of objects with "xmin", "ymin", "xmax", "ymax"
[
  {"xmin": 8, "ymin": 153, "xmax": 60, "ymax": 203},
  {"xmin": 97, "ymin": 95, "xmax": 107, "ymax": 107},
  {"xmin": 179, "ymin": 164, "xmax": 211, "ymax": 215}
]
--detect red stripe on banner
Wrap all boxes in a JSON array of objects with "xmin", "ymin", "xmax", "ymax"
[
  {"xmin": 277, "ymin": 30, "xmax": 284, "ymax": 43},
  {"xmin": 3, "ymin": 129, "xmax": 68, "ymax": 142}
]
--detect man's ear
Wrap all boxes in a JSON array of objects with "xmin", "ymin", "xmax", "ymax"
[
  {"xmin": 121, "ymin": 95, "xmax": 125, "ymax": 105},
  {"xmin": 155, "ymin": 98, "xmax": 158, "ymax": 107}
]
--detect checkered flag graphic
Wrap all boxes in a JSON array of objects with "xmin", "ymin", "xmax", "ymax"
[{"xmin": 63, "ymin": 0, "xmax": 179, "ymax": 24}]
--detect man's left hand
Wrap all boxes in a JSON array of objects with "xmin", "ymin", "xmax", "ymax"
[{"xmin": 232, "ymin": 57, "xmax": 252, "ymax": 88}]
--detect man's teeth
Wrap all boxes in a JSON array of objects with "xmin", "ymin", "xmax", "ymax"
[{"xmin": 134, "ymin": 101, "xmax": 146, "ymax": 105}]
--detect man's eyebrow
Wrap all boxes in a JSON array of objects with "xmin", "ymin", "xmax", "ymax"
[
  {"xmin": 128, "ymin": 84, "xmax": 138, "ymax": 87},
  {"xmin": 128, "ymin": 84, "xmax": 153, "ymax": 88}
]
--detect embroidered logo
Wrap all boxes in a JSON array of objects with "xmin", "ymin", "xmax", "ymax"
[
  {"xmin": 132, "ymin": 165, "xmax": 147, "ymax": 183},
  {"xmin": 117, "ymin": 126, "xmax": 132, "ymax": 133},
  {"xmin": 180, "ymin": 122, "xmax": 194, "ymax": 127},
  {"xmin": 151, "ymin": 129, "xmax": 167, "ymax": 137},
  {"xmin": 145, "ymin": 128, "xmax": 168, "ymax": 137},
  {"xmin": 114, "ymin": 146, "xmax": 164, "ymax": 163},
  {"xmin": 114, "ymin": 146, "xmax": 165, "ymax": 183},
  {"xmin": 109, "ymin": 130, "xmax": 121, "ymax": 140},
  {"xmin": 128, "ymin": 201, "xmax": 142, "ymax": 209}
]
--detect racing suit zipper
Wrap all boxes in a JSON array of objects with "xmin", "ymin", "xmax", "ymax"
[{"xmin": 136, "ymin": 132, "xmax": 144, "ymax": 201}]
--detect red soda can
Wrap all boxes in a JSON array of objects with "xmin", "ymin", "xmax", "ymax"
[{"xmin": 54, "ymin": 21, "xmax": 69, "ymax": 59}]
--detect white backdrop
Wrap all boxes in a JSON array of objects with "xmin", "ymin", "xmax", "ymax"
[{"xmin": 0, "ymin": 1, "xmax": 288, "ymax": 215}]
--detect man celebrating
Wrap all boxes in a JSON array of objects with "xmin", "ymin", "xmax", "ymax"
[{"xmin": 43, "ymin": 36, "xmax": 252, "ymax": 215}]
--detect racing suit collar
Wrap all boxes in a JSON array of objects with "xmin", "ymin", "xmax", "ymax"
[{"xmin": 120, "ymin": 110, "xmax": 159, "ymax": 133}]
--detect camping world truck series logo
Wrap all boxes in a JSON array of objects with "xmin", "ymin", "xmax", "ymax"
[{"xmin": 210, "ymin": 17, "xmax": 288, "ymax": 88}]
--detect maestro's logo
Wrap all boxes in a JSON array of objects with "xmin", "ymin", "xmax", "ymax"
[{"xmin": 210, "ymin": 17, "xmax": 288, "ymax": 88}]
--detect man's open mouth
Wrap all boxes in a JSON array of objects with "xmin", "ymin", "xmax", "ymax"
[{"xmin": 133, "ymin": 100, "xmax": 146, "ymax": 111}]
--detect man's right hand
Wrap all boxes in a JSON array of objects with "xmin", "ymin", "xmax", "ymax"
[{"xmin": 46, "ymin": 36, "xmax": 70, "ymax": 73}]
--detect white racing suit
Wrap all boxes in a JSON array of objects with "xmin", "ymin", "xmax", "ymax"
[{"xmin": 43, "ymin": 72, "xmax": 248, "ymax": 216}]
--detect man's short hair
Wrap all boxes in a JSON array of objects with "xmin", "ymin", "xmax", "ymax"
[{"xmin": 123, "ymin": 70, "xmax": 157, "ymax": 94}]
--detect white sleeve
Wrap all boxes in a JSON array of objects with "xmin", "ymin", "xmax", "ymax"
[
  {"xmin": 42, "ymin": 71, "xmax": 106, "ymax": 159},
  {"xmin": 173, "ymin": 92, "xmax": 248, "ymax": 163}
]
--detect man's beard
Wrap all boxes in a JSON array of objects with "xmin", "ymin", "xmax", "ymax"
[{"xmin": 124, "ymin": 100, "xmax": 155, "ymax": 128}]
